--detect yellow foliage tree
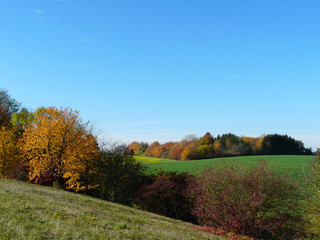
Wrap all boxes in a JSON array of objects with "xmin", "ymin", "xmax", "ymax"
[
  {"xmin": 241, "ymin": 136, "xmax": 255, "ymax": 145},
  {"xmin": 0, "ymin": 126, "xmax": 20, "ymax": 178},
  {"xmin": 242, "ymin": 136, "xmax": 264, "ymax": 154},
  {"xmin": 255, "ymin": 136, "xmax": 264, "ymax": 151},
  {"xmin": 21, "ymin": 107, "xmax": 99, "ymax": 192},
  {"xmin": 213, "ymin": 141, "xmax": 221, "ymax": 153}
]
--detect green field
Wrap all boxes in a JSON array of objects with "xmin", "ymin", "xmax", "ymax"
[
  {"xmin": 0, "ymin": 179, "xmax": 224, "ymax": 240},
  {"xmin": 137, "ymin": 155, "xmax": 315, "ymax": 181}
]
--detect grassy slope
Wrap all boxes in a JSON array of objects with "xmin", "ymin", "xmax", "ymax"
[
  {"xmin": 139, "ymin": 155, "xmax": 315, "ymax": 180},
  {"xmin": 0, "ymin": 179, "xmax": 224, "ymax": 240}
]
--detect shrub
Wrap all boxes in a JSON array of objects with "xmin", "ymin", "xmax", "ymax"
[
  {"xmin": 188, "ymin": 159, "xmax": 305, "ymax": 239},
  {"xmin": 96, "ymin": 144, "xmax": 144, "ymax": 205},
  {"xmin": 134, "ymin": 171, "xmax": 196, "ymax": 223}
]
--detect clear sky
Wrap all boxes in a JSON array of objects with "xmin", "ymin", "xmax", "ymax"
[{"xmin": 0, "ymin": 0, "xmax": 319, "ymax": 150}]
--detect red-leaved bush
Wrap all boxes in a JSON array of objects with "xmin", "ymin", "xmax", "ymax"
[
  {"xmin": 29, "ymin": 166, "xmax": 56, "ymax": 186},
  {"xmin": 134, "ymin": 171, "xmax": 196, "ymax": 223},
  {"xmin": 188, "ymin": 160, "xmax": 305, "ymax": 239}
]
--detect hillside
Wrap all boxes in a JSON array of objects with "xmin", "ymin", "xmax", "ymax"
[{"xmin": 0, "ymin": 179, "xmax": 224, "ymax": 240}]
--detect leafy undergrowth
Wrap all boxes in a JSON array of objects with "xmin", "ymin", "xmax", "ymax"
[{"xmin": 0, "ymin": 179, "xmax": 225, "ymax": 240}]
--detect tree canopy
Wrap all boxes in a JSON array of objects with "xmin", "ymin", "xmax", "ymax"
[{"xmin": 21, "ymin": 107, "xmax": 99, "ymax": 190}]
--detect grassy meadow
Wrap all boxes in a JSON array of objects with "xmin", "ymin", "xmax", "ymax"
[
  {"xmin": 136, "ymin": 155, "xmax": 315, "ymax": 181},
  {"xmin": 0, "ymin": 179, "xmax": 225, "ymax": 240}
]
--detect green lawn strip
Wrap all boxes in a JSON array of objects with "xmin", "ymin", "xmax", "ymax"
[
  {"xmin": 134, "ymin": 156, "xmax": 178, "ymax": 164},
  {"xmin": 143, "ymin": 155, "xmax": 315, "ymax": 181},
  {"xmin": 0, "ymin": 179, "xmax": 225, "ymax": 240}
]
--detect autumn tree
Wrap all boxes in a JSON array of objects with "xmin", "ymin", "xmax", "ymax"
[
  {"xmin": 145, "ymin": 141, "xmax": 160, "ymax": 157},
  {"xmin": 63, "ymin": 132, "xmax": 99, "ymax": 194},
  {"xmin": 181, "ymin": 142, "xmax": 197, "ymax": 160},
  {"xmin": 21, "ymin": 107, "xmax": 99, "ymax": 190},
  {"xmin": 0, "ymin": 126, "xmax": 20, "ymax": 178},
  {"xmin": 213, "ymin": 141, "xmax": 221, "ymax": 154},
  {"xmin": 255, "ymin": 136, "xmax": 264, "ymax": 153},
  {"xmin": 198, "ymin": 132, "xmax": 214, "ymax": 146},
  {"xmin": 170, "ymin": 143, "xmax": 184, "ymax": 160},
  {"xmin": 128, "ymin": 141, "xmax": 148, "ymax": 155},
  {"xmin": 131, "ymin": 142, "xmax": 142, "ymax": 155},
  {"xmin": 196, "ymin": 144, "xmax": 214, "ymax": 159}
]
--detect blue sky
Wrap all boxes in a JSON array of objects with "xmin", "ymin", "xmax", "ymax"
[{"xmin": 0, "ymin": 0, "xmax": 319, "ymax": 150}]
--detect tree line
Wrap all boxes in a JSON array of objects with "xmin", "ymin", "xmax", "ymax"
[{"xmin": 129, "ymin": 132, "xmax": 313, "ymax": 160}]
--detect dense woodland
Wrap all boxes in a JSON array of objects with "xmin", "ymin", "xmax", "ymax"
[
  {"xmin": 0, "ymin": 89, "xmax": 320, "ymax": 239},
  {"xmin": 129, "ymin": 132, "xmax": 313, "ymax": 160}
]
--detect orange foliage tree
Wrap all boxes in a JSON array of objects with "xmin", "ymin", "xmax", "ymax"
[
  {"xmin": 128, "ymin": 141, "xmax": 149, "ymax": 155},
  {"xmin": 128, "ymin": 141, "xmax": 141, "ymax": 155},
  {"xmin": 0, "ymin": 126, "xmax": 20, "ymax": 178},
  {"xmin": 21, "ymin": 107, "xmax": 99, "ymax": 192},
  {"xmin": 145, "ymin": 141, "xmax": 160, "ymax": 157},
  {"xmin": 181, "ymin": 142, "xmax": 197, "ymax": 160},
  {"xmin": 170, "ymin": 143, "xmax": 184, "ymax": 160},
  {"xmin": 153, "ymin": 145, "xmax": 166, "ymax": 158}
]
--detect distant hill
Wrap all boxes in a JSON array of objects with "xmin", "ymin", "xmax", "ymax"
[{"xmin": 0, "ymin": 179, "xmax": 224, "ymax": 240}]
